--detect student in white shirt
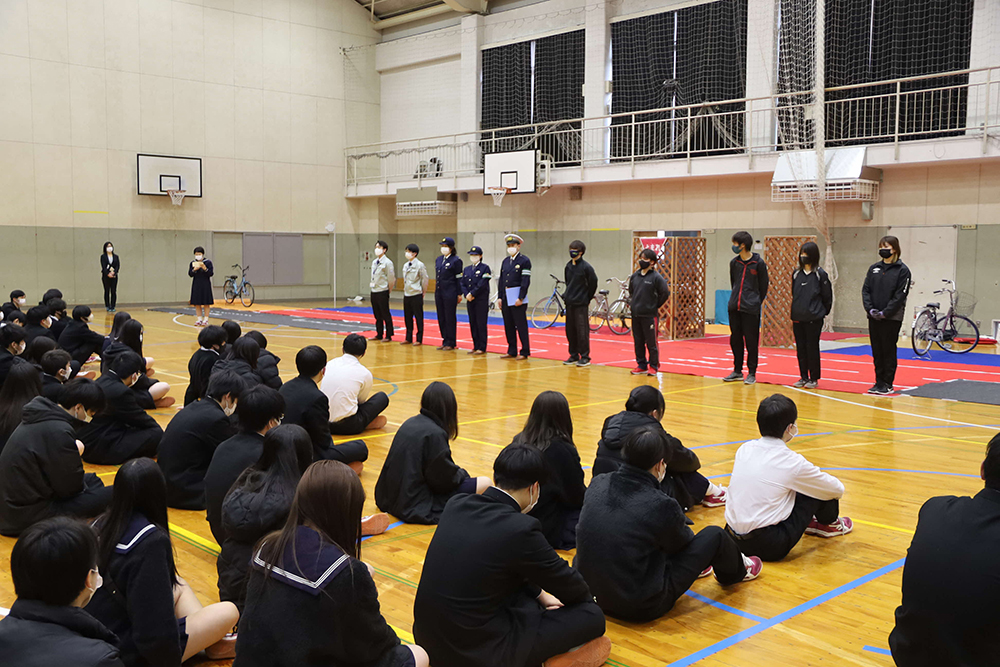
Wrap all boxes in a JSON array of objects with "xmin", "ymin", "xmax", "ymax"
[
  {"xmin": 370, "ymin": 240, "xmax": 395, "ymax": 342},
  {"xmin": 401, "ymin": 244, "xmax": 430, "ymax": 346},
  {"xmin": 321, "ymin": 334, "xmax": 390, "ymax": 436},
  {"xmin": 724, "ymin": 394, "xmax": 852, "ymax": 561}
]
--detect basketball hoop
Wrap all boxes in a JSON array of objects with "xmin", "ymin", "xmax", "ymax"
[
  {"xmin": 167, "ymin": 189, "xmax": 186, "ymax": 206},
  {"xmin": 488, "ymin": 187, "xmax": 511, "ymax": 208}
]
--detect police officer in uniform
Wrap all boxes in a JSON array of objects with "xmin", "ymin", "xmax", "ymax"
[
  {"xmin": 497, "ymin": 234, "xmax": 531, "ymax": 359},
  {"xmin": 462, "ymin": 246, "xmax": 492, "ymax": 355},
  {"xmin": 435, "ymin": 237, "xmax": 463, "ymax": 351}
]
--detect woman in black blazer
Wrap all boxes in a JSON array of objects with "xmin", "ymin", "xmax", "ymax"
[{"xmin": 100, "ymin": 242, "xmax": 120, "ymax": 313}]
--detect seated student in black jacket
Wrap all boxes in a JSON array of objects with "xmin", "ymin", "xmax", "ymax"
[
  {"xmin": 375, "ymin": 381, "xmax": 491, "ymax": 524},
  {"xmin": 184, "ymin": 324, "xmax": 226, "ymax": 405},
  {"xmin": 0, "ymin": 379, "xmax": 112, "ymax": 536},
  {"xmin": 217, "ymin": 424, "xmax": 312, "ymax": 610},
  {"xmin": 628, "ymin": 248, "xmax": 670, "ymax": 376},
  {"xmin": 279, "ymin": 345, "xmax": 368, "ymax": 470},
  {"xmin": 245, "ymin": 330, "xmax": 282, "ymax": 389},
  {"xmin": 102, "ymin": 320, "xmax": 174, "ymax": 409},
  {"xmin": 0, "ymin": 361, "xmax": 42, "ymax": 454},
  {"xmin": 204, "ymin": 385, "xmax": 285, "ymax": 544},
  {"xmin": 235, "ymin": 459, "xmax": 429, "ymax": 667},
  {"xmin": 576, "ymin": 427, "xmax": 761, "ymax": 623},
  {"xmin": 39, "ymin": 349, "xmax": 73, "ymax": 401},
  {"xmin": 512, "ymin": 390, "xmax": 586, "ymax": 550},
  {"xmin": 1, "ymin": 289, "xmax": 27, "ymax": 319},
  {"xmin": 86, "ymin": 458, "xmax": 239, "ymax": 666},
  {"xmin": 58, "ymin": 306, "xmax": 106, "ymax": 366},
  {"xmin": 23, "ymin": 305, "xmax": 56, "ymax": 345},
  {"xmin": 0, "ymin": 517, "xmax": 124, "ymax": 667},
  {"xmin": 24, "ymin": 333, "xmax": 57, "ymax": 368},
  {"xmin": 0, "ymin": 323, "xmax": 28, "ymax": 389},
  {"xmin": 889, "ymin": 432, "xmax": 1000, "ymax": 666},
  {"xmin": 159, "ymin": 370, "xmax": 244, "ymax": 510},
  {"xmin": 211, "ymin": 335, "xmax": 263, "ymax": 390},
  {"xmin": 40, "ymin": 288, "xmax": 63, "ymax": 305},
  {"xmin": 222, "ymin": 319, "xmax": 242, "ymax": 347},
  {"xmin": 414, "ymin": 444, "xmax": 610, "ymax": 667},
  {"xmin": 78, "ymin": 352, "xmax": 163, "ymax": 465},
  {"xmin": 594, "ymin": 385, "xmax": 726, "ymax": 511},
  {"xmin": 46, "ymin": 297, "xmax": 69, "ymax": 337}
]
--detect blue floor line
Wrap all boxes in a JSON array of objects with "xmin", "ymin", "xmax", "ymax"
[
  {"xmin": 863, "ymin": 645, "xmax": 893, "ymax": 656},
  {"xmin": 361, "ymin": 520, "xmax": 404, "ymax": 542},
  {"xmin": 682, "ymin": 590, "xmax": 768, "ymax": 624},
  {"xmin": 373, "ymin": 376, "xmax": 399, "ymax": 396},
  {"xmin": 666, "ymin": 558, "xmax": 905, "ymax": 667}
]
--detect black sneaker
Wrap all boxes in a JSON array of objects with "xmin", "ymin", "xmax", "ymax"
[
  {"xmin": 871, "ymin": 384, "xmax": 892, "ymax": 395},
  {"xmin": 576, "ymin": 358, "xmax": 591, "ymax": 367},
  {"xmin": 563, "ymin": 357, "xmax": 580, "ymax": 365},
  {"xmin": 723, "ymin": 371, "xmax": 743, "ymax": 382},
  {"xmin": 867, "ymin": 383, "xmax": 882, "ymax": 394},
  {"xmin": 744, "ymin": 374, "xmax": 757, "ymax": 385}
]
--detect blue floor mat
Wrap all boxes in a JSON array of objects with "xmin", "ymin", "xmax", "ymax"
[{"xmin": 831, "ymin": 344, "xmax": 1000, "ymax": 367}]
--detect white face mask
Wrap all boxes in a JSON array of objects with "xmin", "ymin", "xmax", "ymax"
[
  {"xmin": 374, "ymin": 247, "xmax": 384, "ymax": 256},
  {"xmin": 656, "ymin": 463, "xmax": 666, "ymax": 484},
  {"xmin": 194, "ymin": 254, "xmax": 204, "ymax": 261},
  {"xmin": 138, "ymin": 332, "xmax": 143, "ymax": 343},
  {"xmin": 15, "ymin": 342, "xmax": 26, "ymax": 356},
  {"xmin": 45, "ymin": 316, "xmax": 53, "ymax": 327},
  {"xmin": 507, "ymin": 246, "xmax": 518, "ymax": 257},
  {"xmin": 405, "ymin": 252, "xmax": 415, "ymax": 261},
  {"xmin": 88, "ymin": 568, "xmax": 103, "ymax": 593},
  {"xmin": 75, "ymin": 406, "xmax": 91, "ymax": 423},
  {"xmin": 106, "ymin": 247, "xmax": 113, "ymax": 254},
  {"xmin": 440, "ymin": 247, "xmax": 450, "ymax": 256},
  {"xmin": 470, "ymin": 255, "xmax": 481, "ymax": 264},
  {"xmin": 17, "ymin": 298, "xmax": 26, "ymax": 306},
  {"xmin": 60, "ymin": 365, "xmax": 72, "ymax": 380},
  {"xmin": 223, "ymin": 399, "xmax": 237, "ymax": 417},
  {"xmin": 522, "ymin": 485, "xmax": 538, "ymax": 514},
  {"xmin": 785, "ymin": 423, "xmax": 799, "ymax": 442}
]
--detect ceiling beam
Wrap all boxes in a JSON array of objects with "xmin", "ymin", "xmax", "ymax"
[{"xmin": 370, "ymin": 2, "xmax": 457, "ymax": 29}]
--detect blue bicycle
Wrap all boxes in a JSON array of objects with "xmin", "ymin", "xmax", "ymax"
[{"xmin": 223, "ymin": 264, "xmax": 255, "ymax": 307}]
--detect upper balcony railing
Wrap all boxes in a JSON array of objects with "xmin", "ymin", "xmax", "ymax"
[{"xmin": 346, "ymin": 67, "xmax": 1000, "ymax": 187}]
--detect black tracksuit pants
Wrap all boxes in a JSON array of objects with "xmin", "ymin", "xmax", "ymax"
[
  {"xmin": 565, "ymin": 304, "xmax": 590, "ymax": 360},
  {"xmin": 793, "ymin": 319, "xmax": 823, "ymax": 381},
  {"xmin": 436, "ymin": 290, "xmax": 458, "ymax": 348},
  {"xmin": 502, "ymin": 302, "xmax": 529, "ymax": 357},
  {"xmin": 632, "ymin": 316, "xmax": 659, "ymax": 370},
  {"xmin": 727, "ymin": 493, "xmax": 839, "ymax": 562},
  {"xmin": 467, "ymin": 297, "xmax": 489, "ymax": 352},
  {"xmin": 403, "ymin": 294, "xmax": 424, "ymax": 343},
  {"xmin": 329, "ymin": 391, "xmax": 390, "ymax": 436},
  {"xmin": 371, "ymin": 290, "xmax": 393, "ymax": 339},
  {"xmin": 523, "ymin": 599, "xmax": 607, "ymax": 667},
  {"xmin": 102, "ymin": 276, "xmax": 117, "ymax": 310},
  {"xmin": 869, "ymin": 318, "xmax": 903, "ymax": 388},
  {"xmin": 729, "ymin": 310, "xmax": 761, "ymax": 374}
]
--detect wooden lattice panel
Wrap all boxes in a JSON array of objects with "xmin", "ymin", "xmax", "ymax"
[
  {"xmin": 632, "ymin": 236, "xmax": 707, "ymax": 340},
  {"xmin": 761, "ymin": 235, "xmax": 816, "ymax": 348}
]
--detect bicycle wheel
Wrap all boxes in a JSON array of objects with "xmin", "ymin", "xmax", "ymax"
[
  {"xmin": 531, "ymin": 296, "xmax": 560, "ymax": 329},
  {"xmin": 608, "ymin": 299, "xmax": 631, "ymax": 335},
  {"xmin": 223, "ymin": 280, "xmax": 236, "ymax": 304},
  {"xmin": 588, "ymin": 298, "xmax": 606, "ymax": 332},
  {"xmin": 940, "ymin": 314, "xmax": 979, "ymax": 354},
  {"xmin": 911, "ymin": 311, "xmax": 935, "ymax": 356},
  {"xmin": 240, "ymin": 282, "xmax": 255, "ymax": 307}
]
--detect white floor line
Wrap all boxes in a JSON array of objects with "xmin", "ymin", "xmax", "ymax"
[{"xmin": 788, "ymin": 386, "xmax": 998, "ymax": 430}]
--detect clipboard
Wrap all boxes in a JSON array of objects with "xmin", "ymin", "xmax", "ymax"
[{"xmin": 505, "ymin": 286, "xmax": 522, "ymax": 305}]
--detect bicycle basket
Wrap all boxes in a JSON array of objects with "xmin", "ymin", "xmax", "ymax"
[{"xmin": 954, "ymin": 291, "xmax": 977, "ymax": 318}]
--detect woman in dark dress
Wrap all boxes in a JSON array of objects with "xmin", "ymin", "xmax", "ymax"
[
  {"xmin": 189, "ymin": 246, "xmax": 214, "ymax": 327},
  {"xmin": 512, "ymin": 390, "xmax": 586, "ymax": 549},
  {"xmin": 100, "ymin": 241, "xmax": 120, "ymax": 313}
]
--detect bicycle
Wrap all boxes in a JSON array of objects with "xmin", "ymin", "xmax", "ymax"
[
  {"xmin": 223, "ymin": 264, "xmax": 256, "ymax": 307},
  {"xmin": 588, "ymin": 277, "xmax": 631, "ymax": 335},
  {"xmin": 530, "ymin": 274, "xmax": 566, "ymax": 329},
  {"xmin": 911, "ymin": 279, "xmax": 979, "ymax": 355}
]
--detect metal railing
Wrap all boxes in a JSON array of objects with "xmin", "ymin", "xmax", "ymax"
[{"xmin": 346, "ymin": 66, "xmax": 1000, "ymax": 187}]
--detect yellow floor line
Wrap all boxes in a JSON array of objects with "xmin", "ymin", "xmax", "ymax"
[
  {"xmin": 390, "ymin": 624, "xmax": 415, "ymax": 644},
  {"xmin": 852, "ymin": 518, "xmax": 915, "ymax": 535},
  {"xmin": 169, "ymin": 523, "xmax": 221, "ymax": 554}
]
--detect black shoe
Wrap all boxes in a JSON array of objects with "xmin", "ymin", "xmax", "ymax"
[
  {"xmin": 867, "ymin": 383, "xmax": 881, "ymax": 394},
  {"xmin": 563, "ymin": 356, "xmax": 580, "ymax": 365},
  {"xmin": 870, "ymin": 383, "xmax": 891, "ymax": 395},
  {"xmin": 723, "ymin": 371, "xmax": 743, "ymax": 382},
  {"xmin": 577, "ymin": 358, "xmax": 591, "ymax": 367}
]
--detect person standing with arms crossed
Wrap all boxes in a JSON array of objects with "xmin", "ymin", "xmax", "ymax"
[
  {"xmin": 497, "ymin": 234, "xmax": 531, "ymax": 360},
  {"xmin": 861, "ymin": 235, "xmax": 911, "ymax": 395},
  {"xmin": 563, "ymin": 240, "xmax": 598, "ymax": 367},
  {"xmin": 100, "ymin": 242, "xmax": 119, "ymax": 313},
  {"xmin": 629, "ymin": 249, "xmax": 670, "ymax": 376},
  {"xmin": 723, "ymin": 232, "xmax": 769, "ymax": 386},
  {"xmin": 401, "ymin": 244, "xmax": 429, "ymax": 346},
  {"xmin": 435, "ymin": 238, "xmax": 463, "ymax": 351},
  {"xmin": 369, "ymin": 240, "xmax": 395, "ymax": 342},
  {"xmin": 462, "ymin": 246, "xmax": 492, "ymax": 355},
  {"xmin": 790, "ymin": 241, "xmax": 832, "ymax": 389}
]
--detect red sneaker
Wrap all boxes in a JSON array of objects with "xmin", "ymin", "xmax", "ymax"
[
  {"xmin": 701, "ymin": 488, "xmax": 727, "ymax": 507},
  {"xmin": 698, "ymin": 566, "xmax": 714, "ymax": 578},
  {"xmin": 630, "ymin": 367, "xmax": 647, "ymax": 375},
  {"xmin": 647, "ymin": 367, "xmax": 658, "ymax": 377},
  {"xmin": 740, "ymin": 555, "xmax": 763, "ymax": 582},
  {"xmin": 805, "ymin": 516, "xmax": 853, "ymax": 538}
]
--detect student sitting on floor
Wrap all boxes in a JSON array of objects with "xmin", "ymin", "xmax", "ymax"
[
  {"xmin": 217, "ymin": 424, "xmax": 313, "ymax": 611},
  {"xmin": 413, "ymin": 444, "xmax": 611, "ymax": 667},
  {"xmin": 245, "ymin": 330, "xmax": 282, "ymax": 390},
  {"xmin": 234, "ymin": 460, "xmax": 427, "ymax": 667},
  {"xmin": 86, "ymin": 458, "xmax": 240, "ymax": 666},
  {"xmin": 78, "ymin": 352, "xmax": 163, "ymax": 465},
  {"xmin": 724, "ymin": 394, "xmax": 852, "ymax": 561},
  {"xmin": 375, "ymin": 381, "xmax": 491, "ymax": 524},
  {"xmin": 889, "ymin": 432, "xmax": 1000, "ymax": 666},
  {"xmin": 594, "ymin": 386, "xmax": 726, "ymax": 510},
  {"xmin": 102, "ymin": 311, "xmax": 131, "ymax": 354},
  {"xmin": 0, "ymin": 361, "xmax": 42, "ymax": 454},
  {"xmin": 24, "ymin": 335, "xmax": 56, "ymax": 368},
  {"xmin": 280, "ymin": 345, "xmax": 369, "ymax": 469},
  {"xmin": 23, "ymin": 305, "xmax": 55, "ymax": 345},
  {"xmin": 39, "ymin": 349, "xmax": 73, "ymax": 401},
  {"xmin": 0, "ymin": 323, "xmax": 28, "ymax": 388},
  {"xmin": 159, "ymin": 370, "xmax": 244, "ymax": 510},
  {"xmin": 46, "ymin": 298, "xmax": 70, "ymax": 341},
  {"xmin": 1, "ymin": 289, "xmax": 27, "ymax": 319},
  {"xmin": 0, "ymin": 517, "xmax": 123, "ymax": 667},
  {"xmin": 204, "ymin": 385, "xmax": 285, "ymax": 544},
  {"xmin": 58, "ymin": 306, "xmax": 105, "ymax": 366},
  {"xmin": 221, "ymin": 319, "xmax": 242, "ymax": 348},
  {"xmin": 184, "ymin": 324, "xmax": 226, "ymax": 406},
  {"xmin": 102, "ymin": 320, "xmax": 173, "ymax": 409},
  {"xmin": 512, "ymin": 390, "xmax": 587, "ymax": 550},
  {"xmin": 211, "ymin": 335, "xmax": 263, "ymax": 390},
  {"xmin": 320, "ymin": 334, "xmax": 390, "ymax": 435},
  {"xmin": 576, "ymin": 427, "xmax": 761, "ymax": 623},
  {"xmin": 0, "ymin": 379, "xmax": 112, "ymax": 537}
]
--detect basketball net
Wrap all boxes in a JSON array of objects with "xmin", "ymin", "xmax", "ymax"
[
  {"xmin": 167, "ymin": 189, "xmax": 187, "ymax": 206},
  {"xmin": 488, "ymin": 187, "xmax": 510, "ymax": 208}
]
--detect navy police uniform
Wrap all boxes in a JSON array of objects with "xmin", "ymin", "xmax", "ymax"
[
  {"xmin": 462, "ymin": 246, "xmax": 492, "ymax": 353},
  {"xmin": 499, "ymin": 235, "xmax": 531, "ymax": 358},
  {"xmin": 435, "ymin": 238, "xmax": 463, "ymax": 349}
]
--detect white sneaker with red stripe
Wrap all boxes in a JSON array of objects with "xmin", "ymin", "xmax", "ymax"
[
  {"xmin": 741, "ymin": 555, "xmax": 763, "ymax": 582},
  {"xmin": 698, "ymin": 566, "xmax": 714, "ymax": 578},
  {"xmin": 701, "ymin": 487, "xmax": 727, "ymax": 507},
  {"xmin": 805, "ymin": 516, "xmax": 854, "ymax": 538}
]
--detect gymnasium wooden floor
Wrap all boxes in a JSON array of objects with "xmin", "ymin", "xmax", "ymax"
[{"xmin": 2, "ymin": 302, "xmax": 998, "ymax": 666}]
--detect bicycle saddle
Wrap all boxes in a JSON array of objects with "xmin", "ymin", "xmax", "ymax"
[
  {"xmin": 926, "ymin": 302, "xmax": 940, "ymax": 309},
  {"xmin": 598, "ymin": 289, "xmax": 609, "ymax": 295}
]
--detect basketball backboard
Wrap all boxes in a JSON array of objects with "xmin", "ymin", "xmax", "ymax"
[
  {"xmin": 137, "ymin": 154, "xmax": 203, "ymax": 198},
  {"xmin": 483, "ymin": 149, "xmax": 537, "ymax": 195}
]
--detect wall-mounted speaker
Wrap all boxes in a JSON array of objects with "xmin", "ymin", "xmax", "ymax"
[{"xmin": 569, "ymin": 186, "xmax": 583, "ymax": 201}]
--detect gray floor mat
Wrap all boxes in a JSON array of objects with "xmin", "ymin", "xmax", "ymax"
[
  {"xmin": 149, "ymin": 307, "xmax": 371, "ymax": 334},
  {"xmin": 901, "ymin": 379, "xmax": 1000, "ymax": 406}
]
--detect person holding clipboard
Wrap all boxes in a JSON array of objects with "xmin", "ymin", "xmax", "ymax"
[{"xmin": 497, "ymin": 234, "xmax": 531, "ymax": 360}]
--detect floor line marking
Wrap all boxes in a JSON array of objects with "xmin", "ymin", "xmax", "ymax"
[
  {"xmin": 852, "ymin": 519, "xmax": 914, "ymax": 535},
  {"xmin": 863, "ymin": 645, "xmax": 892, "ymax": 656},
  {"xmin": 683, "ymin": 590, "xmax": 768, "ymax": 623}
]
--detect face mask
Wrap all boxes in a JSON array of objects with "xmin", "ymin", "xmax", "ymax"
[
  {"xmin": 732, "ymin": 245, "xmax": 742, "ymax": 254},
  {"xmin": 374, "ymin": 247, "xmax": 384, "ymax": 256},
  {"xmin": 569, "ymin": 250, "xmax": 580, "ymax": 258},
  {"xmin": 46, "ymin": 316, "xmax": 53, "ymax": 326},
  {"xmin": 17, "ymin": 298, "xmax": 26, "ymax": 306},
  {"xmin": 800, "ymin": 255, "xmax": 809, "ymax": 264},
  {"xmin": 878, "ymin": 248, "xmax": 893, "ymax": 259},
  {"xmin": 106, "ymin": 247, "xmax": 113, "ymax": 254},
  {"xmin": 405, "ymin": 252, "xmax": 415, "ymax": 261},
  {"xmin": 87, "ymin": 568, "xmax": 103, "ymax": 593},
  {"xmin": 138, "ymin": 333, "xmax": 143, "ymax": 343},
  {"xmin": 785, "ymin": 423, "xmax": 799, "ymax": 442},
  {"xmin": 656, "ymin": 464, "xmax": 666, "ymax": 484},
  {"xmin": 522, "ymin": 485, "xmax": 538, "ymax": 514},
  {"xmin": 507, "ymin": 246, "xmax": 518, "ymax": 257},
  {"xmin": 60, "ymin": 365, "xmax": 72, "ymax": 380},
  {"xmin": 638, "ymin": 259, "xmax": 650, "ymax": 270},
  {"xmin": 440, "ymin": 247, "xmax": 450, "ymax": 256},
  {"xmin": 471, "ymin": 255, "xmax": 481, "ymax": 264},
  {"xmin": 76, "ymin": 406, "xmax": 91, "ymax": 423},
  {"xmin": 16, "ymin": 342, "xmax": 26, "ymax": 356},
  {"xmin": 195, "ymin": 254, "xmax": 204, "ymax": 261},
  {"xmin": 223, "ymin": 400, "xmax": 237, "ymax": 417}
]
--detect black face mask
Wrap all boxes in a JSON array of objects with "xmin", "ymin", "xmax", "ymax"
[
  {"xmin": 638, "ymin": 259, "xmax": 651, "ymax": 270},
  {"xmin": 800, "ymin": 255, "xmax": 809, "ymax": 265},
  {"xmin": 878, "ymin": 248, "xmax": 893, "ymax": 259},
  {"xmin": 569, "ymin": 250, "xmax": 580, "ymax": 258}
]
